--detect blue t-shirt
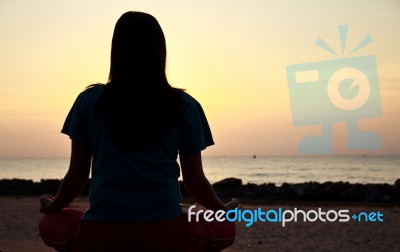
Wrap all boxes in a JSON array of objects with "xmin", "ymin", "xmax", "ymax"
[{"xmin": 61, "ymin": 85, "xmax": 214, "ymax": 221}]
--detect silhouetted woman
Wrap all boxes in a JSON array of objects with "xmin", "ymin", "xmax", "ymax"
[{"xmin": 39, "ymin": 11, "xmax": 237, "ymax": 252}]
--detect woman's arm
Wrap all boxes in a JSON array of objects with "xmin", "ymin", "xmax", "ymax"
[
  {"xmin": 180, "ymin": 151, "xmax": 238, "ymax": 211},
  {"xmin": 40, "ymin": 140, "xmax": 91, "ymax": 213}
]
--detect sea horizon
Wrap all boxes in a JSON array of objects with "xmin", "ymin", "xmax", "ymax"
[
  {"xmin": 0, "ymin": 153, "xmax": 399, "ymax": 159},
  {"xmin": 1, "ymin": 155, "xmax": 399, "ymax": 186}
]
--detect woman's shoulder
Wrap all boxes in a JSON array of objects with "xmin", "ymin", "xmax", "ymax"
[
  {"xmin": 77, "ymin": 83, "xmax": 105, "ymax": 99},
  {"xmin": 83, "ymin": 83, "xmax": 105, "ymax": 94},
  {"xmin": 178, "ymin": 90, "xmax": 201, "ymax": 107},
  {"xmin": 176, "ymin": 90, "xmax": 208, "ymax": 118},
  {"xmin": 70, "ymin": 84, "xmax": 105, "ymax": 109}
]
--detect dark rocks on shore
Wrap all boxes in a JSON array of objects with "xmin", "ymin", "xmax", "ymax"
[
  {"xmin": 0, "ymin": 179, "xmax": 91, "ymax": 196},
  {"xmin": 187, "ymin": 177, "xmax": 400, "ymax": 203},
  {"xmin": 1, "ymin": 178, "xmax": 399, "ymax": 203}
]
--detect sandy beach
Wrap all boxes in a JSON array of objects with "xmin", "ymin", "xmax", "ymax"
[{"xmin": 0, "ymin": 196, "xmax": 399, "ymax": 252}]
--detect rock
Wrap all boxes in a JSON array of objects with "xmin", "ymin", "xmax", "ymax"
[
  {"xmin": 212, "ymin": 178, "xmax": 242, "ymax": 198},
  {"xmin": 395, "ymin": 179, "xmax": 400, "ymax": 191},
  {"xmin": 212, "ymin": 178, "xmax": 242, "ymax": 188}
]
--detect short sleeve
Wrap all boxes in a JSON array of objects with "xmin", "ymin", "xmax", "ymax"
[
  {"xmin": 61, "ymin": 92, "xmax": 89, "ymax": 144},
  {"xmin": 179, "ymin": 93, "xmax": 214, "ymax": 155}
]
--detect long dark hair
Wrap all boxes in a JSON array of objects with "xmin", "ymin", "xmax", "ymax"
[{"xmin": 93, "ymin": 11, "xmax": 183, "ymax": 150}]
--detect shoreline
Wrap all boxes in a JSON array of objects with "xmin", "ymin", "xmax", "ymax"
[{"xmin": 1, "ymin": 177, "xmax": 399, "ymax": 203}]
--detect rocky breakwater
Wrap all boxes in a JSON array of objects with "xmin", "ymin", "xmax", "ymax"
[
  {"xmin": 205, "ymin": 177, "xmax": 400, "ymax": 203},
  {"xmin": 0, "ymin": 179, "xmax": 91, "ymax": 196},
  {"xmin": 1, "ymin": 178, "xmax": 400, "ymax": 203}
]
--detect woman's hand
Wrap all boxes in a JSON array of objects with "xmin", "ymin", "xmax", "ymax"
[
  {"xmin": 224, "ymin": 198, "xmax": 240, "ymax": 210},
  {"xmin": 39, "ymin": 194, "xmax": 57, "ymax": 214}
]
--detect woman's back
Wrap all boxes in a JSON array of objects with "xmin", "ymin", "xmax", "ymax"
[{"xmin": 62, "ymin": 85, "xmax": 213, "ymax": 221}]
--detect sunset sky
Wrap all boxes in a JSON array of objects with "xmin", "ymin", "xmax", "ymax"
[{"xmin": 0, "ymin": 0, "xmax": 399, "ymax": 157}]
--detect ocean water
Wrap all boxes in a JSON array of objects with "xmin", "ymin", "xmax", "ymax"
[{"xmin": 0, "ymin": 155, "xmax": 399, "ymax": 186}]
